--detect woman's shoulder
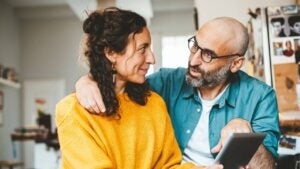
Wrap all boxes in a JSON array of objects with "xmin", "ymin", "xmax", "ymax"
[
  {"xmin": 55, "ymin": 93, "xmax": 87, "ymax": 125},
  {"xmin": 148, "ymin": 91, "xmax": 165, "ymax": 104},
  {"xmin": 56, "ymin": 93, "xmax": 78, "ymax": 114},
  {"xmin": 146, "ymin": 91, "xmax": 169, "ymax": 116}
]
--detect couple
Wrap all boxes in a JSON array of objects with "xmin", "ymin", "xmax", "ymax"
[{"xmin": 56, "ymin": 7, "xmax": 280, "ymax": 169}]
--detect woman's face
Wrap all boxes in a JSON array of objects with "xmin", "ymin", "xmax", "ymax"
[
  {"xmin": 286, "ymin": 41, "xmax": 292, "ymax": 49},
  {"xmin": 114, "ymin": 27, "xmax": 155, "ymax": 84}
]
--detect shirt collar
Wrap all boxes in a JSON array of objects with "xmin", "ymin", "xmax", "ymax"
[
  {"xmin": 182, "ymin": 81, "xmax": 195, "ymax": 99},
  {"xmin": 218, "ymin": 72, "xmax": 240, "ymax": 108}
]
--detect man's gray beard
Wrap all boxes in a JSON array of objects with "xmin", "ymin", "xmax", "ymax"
[{"xmin": 186, "ymin": 62, "xmax": 232, "ymax": 88}]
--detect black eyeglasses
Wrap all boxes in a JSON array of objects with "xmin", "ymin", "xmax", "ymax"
[{"xmin": 187, "ymin": 36, "xmax": 242, "ymax": 63}]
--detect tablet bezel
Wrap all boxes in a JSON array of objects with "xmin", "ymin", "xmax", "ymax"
[{"xmin": 214, "ymin": 133, "xmax": 266, "ymax": 169}]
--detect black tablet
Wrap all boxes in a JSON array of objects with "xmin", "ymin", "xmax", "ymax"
[{"xmin": 214, "ymin": 133, "xmax": 266, "ymax": 169}]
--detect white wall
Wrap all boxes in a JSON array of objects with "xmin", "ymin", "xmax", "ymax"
[
  {"xmin": 195, "ymin": 0, "xmax": 295, "ymax": 25},
  {"xmin": 150, "ymin": 9, "xmax": 195, "ymax": 36},
  {"xmin": 0, "ymin": 1, "xmax": 22, "ymax": 162},
  {"xmin": 150, "ymin": 9, "xmax": 195, "ymax": 71},
  {"xmin": 19, "ymin": 9, "xmax": 87, "ymax": 169},
  {"xmin": 20, "ymin": 16, "xmax": 87, "ymax": 94}
]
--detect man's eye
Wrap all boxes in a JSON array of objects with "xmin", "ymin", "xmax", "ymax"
[
  {"xmin": 193, "ymin": 45, "xmax": 198, "ymax": 49},
  {"xmin": 202, "ymin": 50, "xmax": 213, "ymax": 57}
]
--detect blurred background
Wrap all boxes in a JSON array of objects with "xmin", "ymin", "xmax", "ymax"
[{"xmin": 0, "ymin": 0, "xmax": 299, "ymax": 169}]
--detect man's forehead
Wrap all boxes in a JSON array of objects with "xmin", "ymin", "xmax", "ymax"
[{"xmin": 196, "ymin": 27, "xmax": 230, "ymax": 44}]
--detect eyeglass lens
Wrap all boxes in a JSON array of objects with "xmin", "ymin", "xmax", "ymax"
[{"xmin": 188, "ymin": 38, "xmax": 213, "ymax": 63}]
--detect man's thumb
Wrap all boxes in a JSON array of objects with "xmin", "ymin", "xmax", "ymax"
[{"xmin": 211, "ymin": 141, "xmax": 222, "ymax": 153}]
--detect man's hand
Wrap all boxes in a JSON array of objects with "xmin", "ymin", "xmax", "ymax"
[
  {"xmin": 211, "ymin": 118, "xmax": 252, "ymax": 153},
  {"xmin": 204, "ymin": 164, "xmax": 223, "ymax": 169},
  {"xmin": 75, "ymin": 74, "xmax": 106, "ymax": 114},
  {"xmin": 192, "ymin": 164, "xmax": 223, "ymax": 169}
]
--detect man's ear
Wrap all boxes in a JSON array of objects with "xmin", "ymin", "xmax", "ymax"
[
  {"xmin": 230, "ymin": 57, "xmax": 245, "ymax": 73},
  {"xmin": 104, "ymin": 47, "xmax": 117, "ymax": 63}
]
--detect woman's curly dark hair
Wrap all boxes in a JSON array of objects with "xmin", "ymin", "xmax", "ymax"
[{"xmin": 82, "ymin": 7, "xmax": 150, "ymax": 116}]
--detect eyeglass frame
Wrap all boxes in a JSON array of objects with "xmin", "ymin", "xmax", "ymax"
[{"xmin": 187, "ymin": 36, "xmax": 243, "ymax": 63}]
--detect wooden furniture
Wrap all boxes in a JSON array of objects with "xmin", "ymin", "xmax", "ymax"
[
  {"xmin": 280, "ymin": 119, "xmax": 300, "ymax": 135},
  {"xmin": 10, "ymin": 126, "xmax": 48, "ymax": 142},
  {"xmin": 0, "ymin": 161, "xmax": 23, "ymax": 169},
  {"xmin": 279, "ymin": 112, "xmax": 300, "ymax": 136},
  {"xmin": 10, "ymin": 125, "xmax": 60, "ymax": 150}
]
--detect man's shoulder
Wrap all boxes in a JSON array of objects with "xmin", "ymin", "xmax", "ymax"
[
  {"xmin": 147, "ymin": 67, "xmax": 187, "ymax": 84},
  {"xmin": 157, "ymin": 67, "xmax": 187, "ymax": 81},
  {"xmin": 157, "ymin": 67, "xmax": 187, "ymax": 76},
  {"xmin": 147, "ymin": 67, "xmax": 188, "ymax": 99},
  {"xmin": 236, "ymin": 71, "xmax": 274, "ymax": 92}
]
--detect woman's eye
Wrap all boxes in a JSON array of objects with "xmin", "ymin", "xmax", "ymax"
[{"xmin": 139, "ymin": 47, "xmax": 146, "ymax": 54}]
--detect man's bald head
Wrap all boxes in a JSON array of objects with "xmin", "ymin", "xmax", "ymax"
[{"xmin": 197, "ymin": 17, "xmax": 249, "ymax": 56}]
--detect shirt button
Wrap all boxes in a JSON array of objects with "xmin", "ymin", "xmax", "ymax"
[
  {"xmin": 197, "ymin": 108, "xmax": 200, "ymax": 112},
  {"xmin": 186, "ymin": 129, "xmax": 191, "ymax": 134}
]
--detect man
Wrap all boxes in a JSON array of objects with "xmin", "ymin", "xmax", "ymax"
[
  {"xmin": 270, "ymin": 17, "xmax": 286, "ymax": 37},
  {"xmin": 75, "ymin": 17, "xmax": 280, "ymax": 168},
  {"xmin": 288, "ymin": 15, "xmax": 300, "ymax": 36}
]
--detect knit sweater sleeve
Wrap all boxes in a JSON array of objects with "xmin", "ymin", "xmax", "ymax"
[
  {"xmin": 55, "ymin": 94, "xmax": 114, "ymax": 169},
  {"xmin": 153, "ymin": 95, "xmax": 196, "ymax": 169}
]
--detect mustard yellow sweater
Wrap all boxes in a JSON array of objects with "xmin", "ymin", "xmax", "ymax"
[{"xmin": 56, "ymin": 92, "xmax": 195, "ymax": 169}]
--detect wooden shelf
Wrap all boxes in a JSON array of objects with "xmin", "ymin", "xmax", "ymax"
[{"xmin": 0, "ymin": 78, "xmax": 20, "ymax": 89}]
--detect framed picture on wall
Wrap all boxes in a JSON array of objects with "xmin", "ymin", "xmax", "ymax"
[
  {"xmin": 0, "ymin": 91, "xmax": 3, "ymax": 111},
  {"xmin": 0, "ymin": 90, "xmax": 3, "ymax": 126}
]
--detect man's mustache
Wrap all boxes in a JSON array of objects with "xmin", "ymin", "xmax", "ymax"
[{"xmin": 188, "ymin": 64, "xmax": 204, "ymax": 74}]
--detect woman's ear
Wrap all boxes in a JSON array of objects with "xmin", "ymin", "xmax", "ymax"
[
  {"xmin": 104, "ymin": 47, "xmax": 117, "ymax": 63},
  {"xmin": 230, "ymin": 57, "xmax": 245, "ymax": 73}
]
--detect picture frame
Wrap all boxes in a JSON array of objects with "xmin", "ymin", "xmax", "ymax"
[
  {"xmin": 0, "ymin": 112, "xmax": 2, "ymax": 126},
  {"xmin": 0, "ymin": 90, "xmax": 3, "ymax": 126},
  {"xmin": 0, "ymin": 90, "xmax": 3, "ymax": 111},
  {"xmin": 282, "ymin": 5, "xmax": 298, "ymax": 15}
]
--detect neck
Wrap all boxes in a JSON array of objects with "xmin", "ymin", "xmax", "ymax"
[
  {"xmin": 115, "ymin": 78, "xmax": 126, "ymax": 94},
  {"xmin": 198, "ymin": 79, "xmax": 228, "ymax": 100}
]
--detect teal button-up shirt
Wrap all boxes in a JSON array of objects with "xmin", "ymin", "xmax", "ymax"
[{"xmin": 147, "ymin": 68, "xmax": 280, "ymax": 158}]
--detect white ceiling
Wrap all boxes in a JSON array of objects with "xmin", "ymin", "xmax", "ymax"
[
  {"xmin": 2, "ymin": 0, "xmax": 194, "ymax": 21},
  {"xmin": 3, "ymin": 0, "xmax": 193, "ymax": 10},
  {"xmin": 2, "ymin": 0, "xmax": 67, "ymax": 7}
]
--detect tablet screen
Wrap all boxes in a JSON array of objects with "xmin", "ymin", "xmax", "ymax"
[{"xmin": 214, "ymin": 133, "xmax": 266, "ymax": 169}]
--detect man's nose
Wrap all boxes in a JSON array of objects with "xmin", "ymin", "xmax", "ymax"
[{"xmin": 189, "ymin": 50, "xmax": 202, "ymax": 66}]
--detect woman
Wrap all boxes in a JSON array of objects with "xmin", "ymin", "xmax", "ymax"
[
  {"xmin": 56, "ymin": 7, "xmax": 222, "ymax": 169},
  {"xmin": 283, "ymin": 40, "xmax": 294, "ymax": 57}
]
